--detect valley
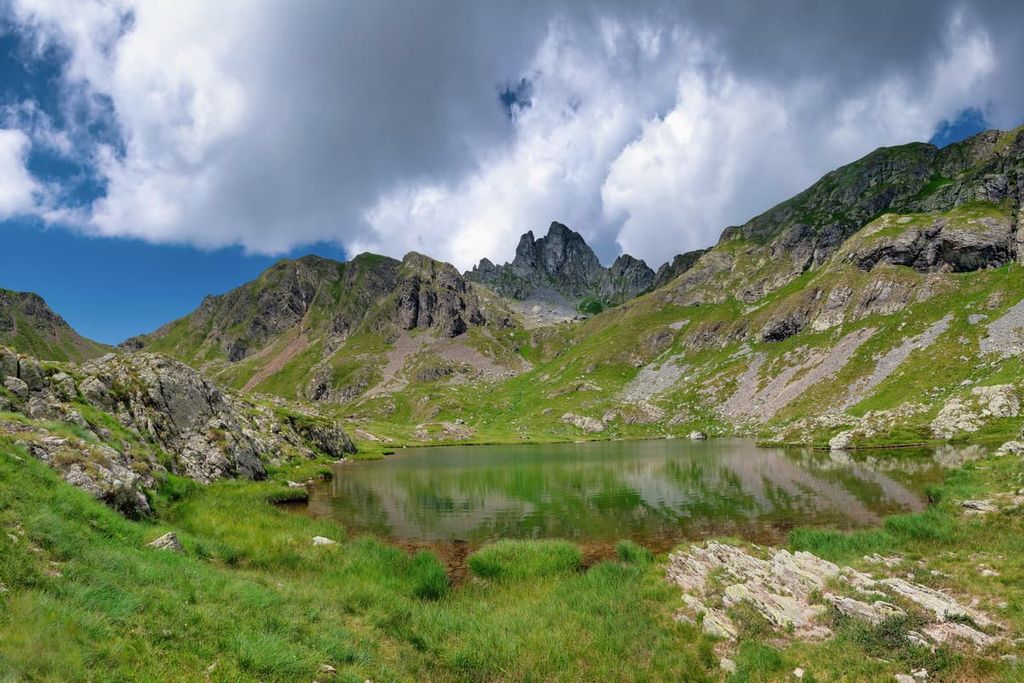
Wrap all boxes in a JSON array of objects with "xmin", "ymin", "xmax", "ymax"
[{"xmin": 3, "ymin": 124, "xmax": 1024, "ymax": 681}]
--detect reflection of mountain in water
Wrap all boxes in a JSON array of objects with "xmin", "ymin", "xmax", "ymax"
[{"xmin": 304, "ymin": 439, "xmax": 959, "ymax": 544}]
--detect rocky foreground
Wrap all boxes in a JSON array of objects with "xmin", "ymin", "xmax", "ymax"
[
  {"xmin": 0, "ymin": 346, "xmax": 354, "ymax": 516},
  {"xmin": 666, "ymin": 476, "xmax": 1024, "ymax": 680}
]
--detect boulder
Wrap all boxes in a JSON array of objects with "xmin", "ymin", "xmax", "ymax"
[
  {"xmin": 148, "ymin": 532, "xmax": 183, "ymax": 552},
  {"xmin": 80, "ymin": 377, "xmax": 111, "ymax": 407},
  {"xmin": 561, "ymin": 412, "xmax": 605, "ymax": 433},
  {"xmin": 997, "ymin": 440, "xmax": 1024, "ymax": 455},
  {"xmin": 17, "ymin": 357, "xmax": 44, "ymax": 392},
  {"xmin": 49, "ymin": 372, "xmax": 77, "ymax": 401},
  {"xmin": 312, "ymin": 536, "xmax": 337, "ymax": 546},
  {"xmin": 828, "ymin": 431, "xmax": 853, "ymax": 450},
  {"xmin": 3, "ymin": 376, "xmax": 28, "ymax": 401},
  {"xmin": 689, "ymin": 430, "xmax": 708, "ymax": 441},
  {"xmin": 0, "ymin": 347, "xmax": 17, "ymax": 379}
]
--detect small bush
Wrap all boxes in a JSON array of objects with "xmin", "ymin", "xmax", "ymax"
[
  {"xmin": 615, "ymin": 540, "xmax": 653, "ymax": 564},
  {"xmin": 578, "ymin": 296, "xmax": 605, "ymax": 315},
  {"xmin": 467, "ymin": 539, "xmax": 582, "ymax": 580}
]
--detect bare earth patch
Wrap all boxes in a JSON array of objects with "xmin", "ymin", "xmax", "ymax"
[{"xmin": 242, "ymin": 329, "xmax": 310, "ymax": 392}]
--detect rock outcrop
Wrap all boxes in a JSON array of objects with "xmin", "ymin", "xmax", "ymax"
[
  {"xmin": 0, "ymin": 346, "xmax": 356, "ymax": 516},
  {"xmin": 395, "ymin": 253, "xmax": 486, "ymax": 337},
  {"xmin": 668, "ymin": 541, "xmax": 1002, "ymax": 649},
  {"xmin": 651, "ymin": 249, "xmax": 708, "ymax": 290},
  {"xmin": 844, "ymin": 210, "xmax": 1015, "ymax": 273}
]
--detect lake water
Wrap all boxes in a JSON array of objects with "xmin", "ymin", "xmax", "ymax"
[{"xmin": 301, "ymin": 439, "xmax": 979, "ymax": 565}]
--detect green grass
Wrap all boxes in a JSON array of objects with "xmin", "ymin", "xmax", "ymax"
[
  {"xmin": 0, "ymin": 441, "xmax": 711, "ymax": 681},
  {"xmin": 467, "ymin": 539, "xmax": 583, "ymax": 580},
  {"xmin": 5, "ymin": 423, "xmax": 1024, "ymax": 681}
]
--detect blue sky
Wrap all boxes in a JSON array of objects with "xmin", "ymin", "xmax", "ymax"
[
  {"xmin": 1, "ymin": 220, "xmax": 346, "ymax": 345},
  {"xmin": 0, "ymin": 2, "xmax": 1020, "ymax": 345}
]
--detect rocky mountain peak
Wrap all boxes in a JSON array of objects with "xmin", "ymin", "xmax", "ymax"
[{"xmin": 467, "ymin": 221, "xmax": 654, "ymax": 307}]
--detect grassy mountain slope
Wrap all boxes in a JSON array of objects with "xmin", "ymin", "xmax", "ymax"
[
  {"xmin": 133, "ymin": 251, "xmax": 527, "ymax": 404},
  {"xmin": 332, "ymin": 126, "xmax": 1024, "ymax": 448},
  {"xmin": 130, "ymin": 125, "xmax": 1024, "ymax": 451},
  {"xmin": 0, "ymin": 289, "xmax": 109, "ymax": 361}
]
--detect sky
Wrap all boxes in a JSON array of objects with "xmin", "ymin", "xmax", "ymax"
[{"xmin": 1, "ymin": 0, "xmax": 1023, "ymax": 344}]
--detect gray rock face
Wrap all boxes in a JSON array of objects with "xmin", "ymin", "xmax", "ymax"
[
  {"xmin": 86, "ymin": 353, "xmax": 267, "ymax": 482},
  {"xmin": 467, "ymin": 222, "xmax": 654, "ymax": 307},
  {"xmin": 652, "ymin": 249, "xmax": 708, "ymax": 290},
  {"xmin": 49, "ymin": 372, "xmax": 77, "ymax": 401},
  {"xmin": 761, "ymin": 308, "xmax": 813, "ymax": 343},
  {"xmin": 668, "ymin": 541, "xmax": 1001, "ymax": 648},
  {"xmin": 0, "ymin": 346, "xmax": 357, "ymax": 516},
  {"xmin": 396, "ymin": 253, "xmax": 485, "ymax": 337},
  {"xmin": 23, "ymin": 433, "xmax": 153, "ymax": 518},
  {"xmin": 0, "ymin": 347, "xmax": 17, "ymax": 379},
  {"xmin": 846, "ymin": 214, "xmax": 1015, "ymax": 273},
  {"xmin": 17, "ymin": 358, "xmax": 44, "ymax": 392},
  {"xmin": 560, "ymin": 412, "xmax": 605, "ymax": 433}
]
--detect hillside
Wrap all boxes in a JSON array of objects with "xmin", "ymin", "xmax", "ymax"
[
  {"xmin": 124, "ymin": 125, "xmax": 1024, "ymax": 452},
  {"xmin": 334, "ymin": 125, "xmax": 1024, "ymax": 448},
  {"xmin": 0, "ymin": 289, "xmax": 109, "ymax": 361},
  {"xmin": 128, "ymin": 251, "xmax": 528, "ymax": 404}
]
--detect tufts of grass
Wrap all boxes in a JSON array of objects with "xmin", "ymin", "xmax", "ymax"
[
  {"xmin": 409, "ymin": 551, "xmax": 449, "ymax": 600},
  {"xmin": 467, "ymin": 539, "xmax": 582, "ymax": 580},
  {"xmin": 615, "ymin": 539, "xmax": 654, "ymax": 564},
  {"xmin": 266, "ymin": 487, "xmax": 309, "ymax": 504}
]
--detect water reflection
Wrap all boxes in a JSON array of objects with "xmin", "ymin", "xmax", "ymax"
[{"xmin": 302, "ymin": 439, "xmax": 975, "ymax": 549}]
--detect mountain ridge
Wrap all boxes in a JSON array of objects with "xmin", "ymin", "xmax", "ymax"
[
  {"xmin": 0, "ymin": 288, "xmax": 109, "ymax": 361},
  {"xmin": 8, "ymin": 123, "xmax": 1024, "ymax": 452}
]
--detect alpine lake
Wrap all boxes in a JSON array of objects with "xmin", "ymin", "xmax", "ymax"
[{"xmin": 296, "ymin": 438, "xmax": 981, "ymax": 575}]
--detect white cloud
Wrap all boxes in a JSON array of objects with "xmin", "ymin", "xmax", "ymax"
[
  {"xmin": 0, "ymin": 128, "xmax": 39, "ymax": 219},
  {"xmin": 2, "ymin": 0, "xmax": 1018, "ymax": 270}
]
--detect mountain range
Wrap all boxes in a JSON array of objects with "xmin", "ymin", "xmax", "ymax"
[{"xmin": 4, "ymin": 123, "xmax": 1024, "ymax": 454}]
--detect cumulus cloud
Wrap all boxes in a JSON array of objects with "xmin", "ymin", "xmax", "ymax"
[
  {"xmin": 0, "ymin": 128, "xmax": 39, "ymax": 218},
  {"xmin": 3, "ymin": 0, "xmax": 1023, "ymax": 269}
]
